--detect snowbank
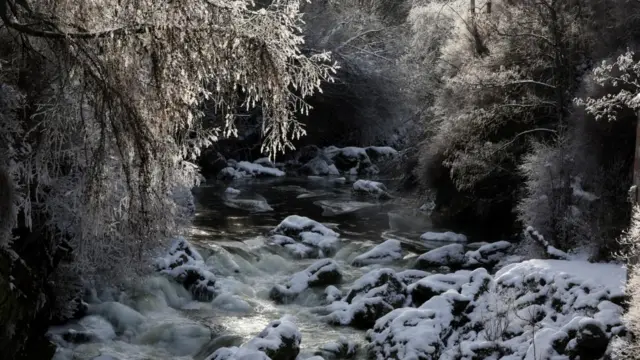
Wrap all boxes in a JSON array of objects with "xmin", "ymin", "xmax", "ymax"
[
  {"xmin": 352, "ymin": 240, "xmax": 403, "ymax": 267},
  {"xmin": 366, "ymin": 260, "xmax": 626, "ymax": 360}
]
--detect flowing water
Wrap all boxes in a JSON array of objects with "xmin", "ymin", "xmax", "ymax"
[{"xmin": 50, "ymin": 176, "xmax": 451, "ymax": 360}]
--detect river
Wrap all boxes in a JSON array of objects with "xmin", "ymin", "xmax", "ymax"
[{"xmin": 50, "ymin": 175, "xmax": 456, "ymax": 360}]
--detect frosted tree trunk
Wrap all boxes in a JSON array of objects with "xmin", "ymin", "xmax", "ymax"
[{"xmin": 634, "ymin": 113, "xmax": 640, "ymax": 204}]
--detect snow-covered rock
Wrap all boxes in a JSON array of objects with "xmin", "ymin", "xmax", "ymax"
[
  {"xmin": 225, "ymin": 187, "xmax": 241, "ymax": 196},
  {"xmin": 323, "ymin": 269, "xmax": 407, "ymax": 329},
  {"xmin": 324, "ymin": 286, "xmax": 343, "ymax": 303},
  {"xmin": 272, "ymin": 215, "xmax": 339, "ymax": 239},
  {"xmin": 270, "ymin": 259, "xmax": 342, "ymax": 304},
  {"xmin": 352, "ymin": 180, "xmax": 391, "ymax": 199},
  {"xmin": 414, "ymin": 241, "xmax": 512, "ymax": 271},
  {"xmin": 366, "ymin": 260, "xmax": 626, "ymax": 360},
  {"xmin": 420, "ymin": 231, "xmax": 467, "ymax": 243},
  {"xmin": 415, "ymin": 244, "xmax": 466, "ymax": 270},
  {"xmin": 224, "ymin": 196, "xmax": 273, "ymax": 213},
  {"xmin": 315, "ymin": 200, "xmax": 376, "ymax": 216},
  {"xmin": 208, "ymin": 315, "xmax": 301, "ymax": 360},
  {"xmin": 218, "ymin": 167, "xmax": 250, "ymax": 180},
  {"xmin": 464, "ymin": 240, "xmax": 512, "ymax": 269},
  {"xmin": 300, "ymin": 157, "xmax": 340, "ymax": 176},
  {"xmin": 364, "ymin": 146, "xmax": 398, "ymax": 162},
  {"xmin": 351, "ymin": 240, "xmax": 403, "ymax": 267},
  {"xmin": 253, "ymin": 157, "xmax": 276, "ymax": 168},
  {"xmin": 270, "ymin": 216, "xmax": 340, "ymax": 257},
  {"xmin": 395, "ymin": 269, "xmax": 431, "ymax": 285},
  {"xmin": 236, "ymin": 161, "xmax": 285, "ymax": 177},
  {"xmin": 155, "ymin": 238, "xmax": 218, "ymax": 301},
  {"xmin": 314, "ymin": 337, "xmax": 359, "ymax": 360}
]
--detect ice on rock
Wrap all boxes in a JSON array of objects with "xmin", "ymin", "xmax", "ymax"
[
  {"xmin": 136, "ymin": 322, "xmax": 212, "ymax": 356},
  {"xmin": 156, "ymin": 238, "xmax": 219, "ymax": 301},
  {"xmin": 420, "ymin": 231, "xmax": 467, "ymax": 243},
  {"xmin": 352, "ymin": 180, "xmax": 391, "ymax": 199},
  {"xmin": 212, "ymin": 293, "xmax": 253, "ymax": 313},
  {"xmin": 415, "ymin": 243, "xmax": 466, "ymax": 270},
  {"xmin": 86, "ymin": 302, "xmax": 145, "ymax": 335},
  {"xmin": 48, "ymin": 315, "xmax": 117, "ymax": 345},
  {"xmin": 351, "ymin": 239, "xmax": 403, "ymax": 267},
  {"xmin": 270, "ymin": 259, "xmax": 342, "ymax": 304}
]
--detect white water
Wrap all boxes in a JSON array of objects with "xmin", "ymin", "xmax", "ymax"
[{"xmin": 50, "ymin": 177, "xmax": 444, "ymax": 360}]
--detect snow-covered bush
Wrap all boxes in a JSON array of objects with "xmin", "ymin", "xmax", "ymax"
[{"xmin": 614, "ymin": 206, "xmax": 640, "ymax": 359}]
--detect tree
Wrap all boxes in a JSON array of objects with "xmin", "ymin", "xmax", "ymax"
[{"xmin": 0, "ymin": 1, "xmax": 334, "ymax": 356}]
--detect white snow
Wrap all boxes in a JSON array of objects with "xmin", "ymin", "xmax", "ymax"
[
  {"xmin": 273, "ymin": 215, "xmax": 339, "ymax": 238},
  {"xmin": 300, "ymin": 231, "xmax": 339, "ymax": 252},
  {"xmin": 495, "ymin": 259, "xmax": 626, "ymax": 297},
  {"xmin": 352, "ymin": 180, "xmax": 389, "ymax": 198},
  {"xmin": 420, "ymin": 231, "xmax": 467, "ymax": 243},
  {"xmin": 352, "ymin": 240, "xmax": 403, "ymax": 266},
  {"xmin": 236, "ymin": 161, "xmax": 285, "ymax": 177},
  {"xmin": 225, "ymin": 187, "xmax": 241, "ymax": 196},
  {"xmin": 416, "ymin": 243, "xmax": 466, "ymax": 267}
]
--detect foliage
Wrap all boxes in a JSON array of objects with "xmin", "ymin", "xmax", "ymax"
[{"xmin": 0, "ymin": 0, "xmax": 334, "ymax": 280}]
